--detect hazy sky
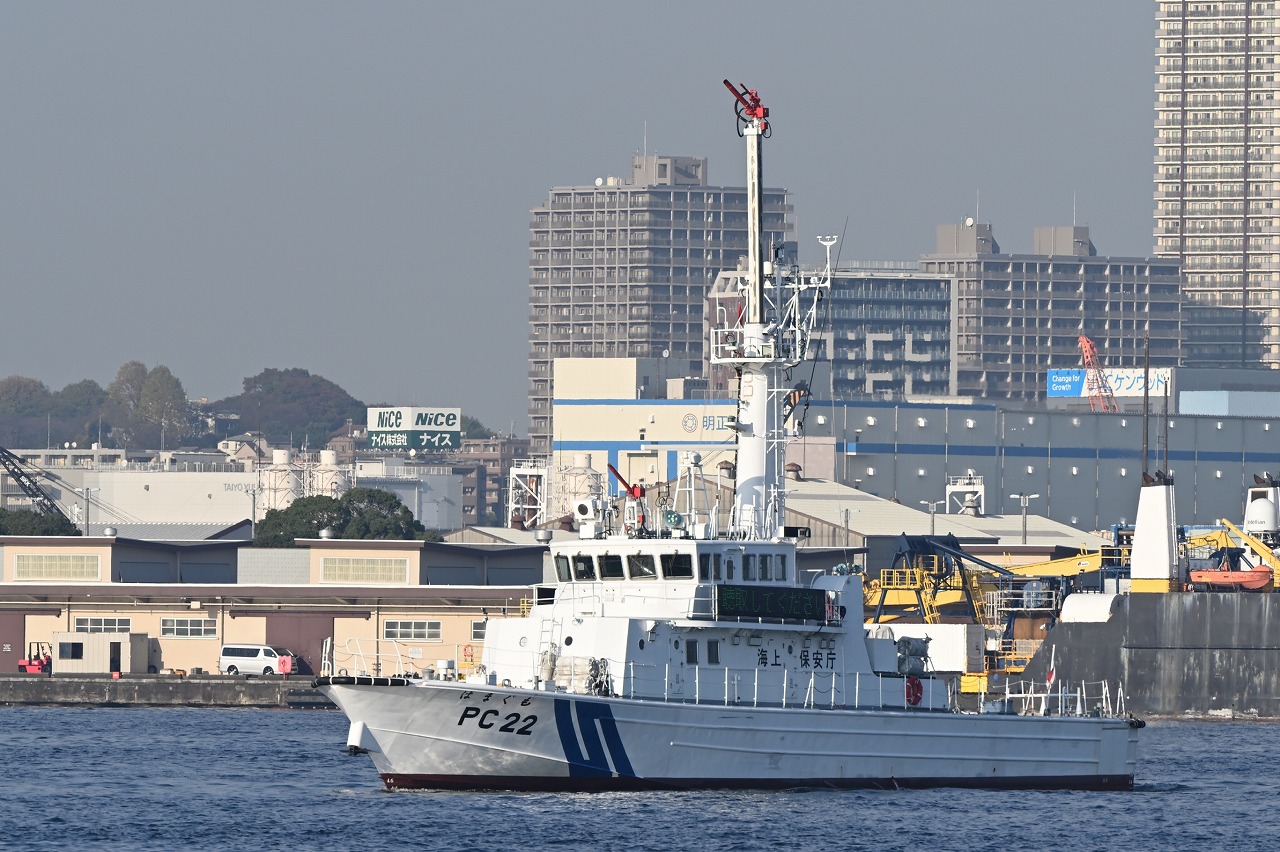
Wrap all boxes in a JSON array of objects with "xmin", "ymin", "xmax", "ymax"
[{"xmin": 1, "ymin": 2, "xmax": 1156, "ymax": 434}]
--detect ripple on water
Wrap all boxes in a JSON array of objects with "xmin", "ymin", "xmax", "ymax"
[{"xmin": 0, "ymin": 707, "xmax": 1275, "ymax": 851}]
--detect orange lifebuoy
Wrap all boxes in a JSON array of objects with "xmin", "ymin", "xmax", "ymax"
[
  {"xmin": 905, "ymin": 675, "xmax": 923, "ymax": 707},
  {"xmin": 463, "ymin": 644, "xmax": 474, "ymax": 661}
]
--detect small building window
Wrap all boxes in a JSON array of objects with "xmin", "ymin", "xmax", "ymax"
[
  {"xmin": 58, "ymin": 642, "xmax": 84, "ymax": 660},
  {"xmin": 384, "ymin": 620, "xmax": 442, "ymax": 641},
  {"xmin": 74, "ymin": 617, "xmax": 131, "ymax": 634},
  {"xmin": 707, "ymin": 640, "xmax": 720, "ymax": 665},
  {"xmin": 470, "ymin": 620, "xmax": 487, "ymax": 642},
  {"xmin": 161, "ymin": 618, "xmax": 217, "ymax": 638},
  {"xmin": 320, "ymin": 557, "xmax": 408, "ymax": 585},
  {"xmin": 15, "ymin": 554, "xmax": 100, "ymax": 581}
]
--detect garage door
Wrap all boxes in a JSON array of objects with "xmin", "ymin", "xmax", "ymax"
[{"xmin": 264, "ymin": 614, "xmax": 335, "ymax": 675}]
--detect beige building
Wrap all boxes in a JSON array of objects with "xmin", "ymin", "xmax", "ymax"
[{"xmin": 0, "ymin": 535, "xmax": 542, "ymax": 677}]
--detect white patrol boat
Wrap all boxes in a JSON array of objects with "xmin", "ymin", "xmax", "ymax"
[{"xmin": 313, "ymin": 80, "xmax": 1142, "ymax": 791}]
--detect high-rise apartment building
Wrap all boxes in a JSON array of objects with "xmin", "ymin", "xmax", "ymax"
[
  {"xmin": 526, "ymin": 155, "xmax": 792, "ymax": 455},
  {"xmin": 1154, "ymin": 1, "xmax": 1280, "ymax": 367},
  {"xmin": 920, "ymin": 223, "xmax": 1182, "ymax": 400}
]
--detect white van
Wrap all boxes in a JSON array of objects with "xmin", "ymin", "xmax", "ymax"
[{"xmin": 219, "ymin": 644, "xmax": 295, "ymax": 676}]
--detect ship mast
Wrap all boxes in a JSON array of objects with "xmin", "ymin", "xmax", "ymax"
[{"xmin": 714, "ymin": 80, "xmax": 829, "ymax": 540}]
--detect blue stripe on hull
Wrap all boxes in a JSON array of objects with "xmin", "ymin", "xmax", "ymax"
[{"xmin": 554, "ymin": 697, "xmax": 636, "ymax": 778}]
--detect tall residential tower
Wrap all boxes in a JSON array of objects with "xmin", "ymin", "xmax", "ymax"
[
  {"xmin": 1154, "ymin": 1, "xmax": 1280, "ymax": 367},
  {"xmin": 527, "ymin": 155, "xmax": 792, "ymax": 455}
]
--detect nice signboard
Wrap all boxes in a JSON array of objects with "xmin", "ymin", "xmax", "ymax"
[{"xmin": 366, "ymin": 407, "xmax": 462, "ymax": 450}]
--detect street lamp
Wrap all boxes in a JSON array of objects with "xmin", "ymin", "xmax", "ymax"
[
  {"xmin": 918, "ymin": 499, "xmax": 944, "ymax": 536},
  {"xmin": 1009, "ymin": 492, "xmax": 1041, "ymax": 545}
]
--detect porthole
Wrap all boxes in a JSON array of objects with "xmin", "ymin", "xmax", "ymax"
[
  {"xmin": 673, "ymin": 638, "xmax": 681, "ymax": 650},
  {"xmin": 638, "ymin": 639, "xmax": 646, "ymax": 650},
  {"xmin": 787, "ymin": 644, "xmax": 794, "ymax": 655},
  {"xmin": 564, "ymin": 636, "xmax": 573, "ymax": 646},
  {"xmin": 518, "ymin": 637, "xmax": 527, "ymax": 648}
]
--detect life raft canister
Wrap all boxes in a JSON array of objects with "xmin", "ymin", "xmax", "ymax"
[{"xmin": 905, "ymin": 675, "xmax": 923, "ymax": 706}]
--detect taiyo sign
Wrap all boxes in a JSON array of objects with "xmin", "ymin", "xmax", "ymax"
[{"xmin": 366, "ymin": 407, "xmax": 462, "ymax": 450}]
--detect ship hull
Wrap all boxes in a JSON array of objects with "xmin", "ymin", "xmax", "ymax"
[
  {"xmin": 316, "ymin": 677, "xmax": 1138, "ymax": 791},
  {"xmin": 1029, "ymin": 591, "xmax": 1280, "ymax": 717}
]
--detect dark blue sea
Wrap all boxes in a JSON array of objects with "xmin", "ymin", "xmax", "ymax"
[{"xmin": 0, "ymin": 706, "xmax": 1265, "ymax": 851}]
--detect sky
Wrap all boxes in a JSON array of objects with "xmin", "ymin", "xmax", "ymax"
[{"xmin": 0, "ymin": 2, "xmax": 1158, "ymax": 435}]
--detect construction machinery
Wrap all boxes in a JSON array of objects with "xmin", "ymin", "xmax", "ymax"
[
  {"xmin": 0, "ymin": 445, "xmax": 71, "ymax": 522},
  {"xmin": 1078, "ymin": 335, "xmax": 1119, "ymax": 413}
]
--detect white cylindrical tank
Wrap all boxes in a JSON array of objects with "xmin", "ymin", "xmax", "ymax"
[
  {"xmin": 320, "ymin": 450, "xmax": 338, "ymax": 466},
  {"xmin": 272, "ymin": 449, "xmax": 292, "ymax": 465}
]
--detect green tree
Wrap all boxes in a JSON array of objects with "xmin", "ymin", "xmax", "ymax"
[
  {"xmin": 252, "ymin": 488, "xmax": 430, "ymax": 547},
  {"xmin": 138, "ymin": 365, "xmax": 191, "ymax": 448},
  {"xmin": 0, "ymin": 376, "xmax": 51, "ymax": 417},
  {"xmin": 337, "ymin": 487, "xmax": 427, "ymax": 540},
  {"xmin": 253, "ymin": 495, "xmax": 347, "ymax": 548},
  {"xmin": 216, "ymin": 368, "xmax": 365, "ymax": 447},
  {"xmin": 107, "ymin": 361, "xmax": 149, "ymax": 415},
  {"xmin": 0, "ymin": 509, "xmax": 81, "ymax": 536},
  {"xmin": 460, "ymin": 415, "xmax": 495, "ymax": 439},
  {"xmin": 51, "ymin": 379, "xmax": 107, "ymax": 419}
]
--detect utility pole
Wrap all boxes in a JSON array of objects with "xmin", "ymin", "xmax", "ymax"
[{"xmin": 80, "ymin": 487, "xmax": 100, "ymax": 536}]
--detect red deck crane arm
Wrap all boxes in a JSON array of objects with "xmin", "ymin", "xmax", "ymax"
[{"xmin": 607, "ymin": 463, "xmax": 645, "ymax": 499}]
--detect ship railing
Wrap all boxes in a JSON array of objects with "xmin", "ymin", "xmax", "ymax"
[
  {"xmin": 993, "ymin": 677, "xmax": 1128, "ymax": 718},
  {"xmin": 615, "ymin": 661, "xmax": 934, "ymax": 711},
  {"xmin": 318, "ymin": 637, "xmax": 441, "ymax": 679}
]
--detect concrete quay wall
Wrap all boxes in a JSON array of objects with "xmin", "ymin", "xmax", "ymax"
[
  {"xmin": 1027, "ymin": 592, "xmax": 1280, "ymax": 719},
  {"xmin": 0, "ymin": 674, "xmax": 334, "ymax": 709}
]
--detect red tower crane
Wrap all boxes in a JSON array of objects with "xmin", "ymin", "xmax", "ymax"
[{"xmin": 1078, "ymin": 335, "xmax": 1118, "ymax": 413}]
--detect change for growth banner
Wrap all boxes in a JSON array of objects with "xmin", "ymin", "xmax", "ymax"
[{"xmin": 1045, "ymin": 368, "xmax": 1170, "ymax": 399}]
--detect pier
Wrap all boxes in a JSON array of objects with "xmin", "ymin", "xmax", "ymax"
[{"xmin": 0, "ymin": 673, "xmax": 334, "ymax": 709}]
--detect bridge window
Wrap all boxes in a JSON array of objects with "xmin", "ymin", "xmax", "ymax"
[
  {"xmin": 776, "ymin": 554, "xmax": 788, "ymax": 581},
  {"xmin": 759, "ymin": 554, "xmax": 773, "ymax": 581},
  {"xmin": 698, "ymin": 554, "xmax": 710, "ymax": 581},
  {"xmin": 572, "ymin": 555, "xmax": 596, "ymax": 581},
  {"xmin": 707, "ymin": 640, "xmax": 720, "ymax": 665},
  {"xmin": 599, "ymin": 554, "xmax": 625, "ymax": 580},
  {"xmin": 724, "ymin": 557, "xmax": 735, "ymax": 580},
  {"xmin": 743, "ymin": 554, "xmax": 757, "ymax": 581},
  {"xmin": 686, "ymin": 639, "xmax": 699, "ymax": 665},
  {"xmin": 554, "ymin": 554, "xmax": 572, "ymax": 583},
  {"xmin": 661, "ymin": 553, "xmax": 694, "ymax": 579},
  {"xmin": 627, "ymin": 554, "xmax": 657, "ymax": 580}
]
